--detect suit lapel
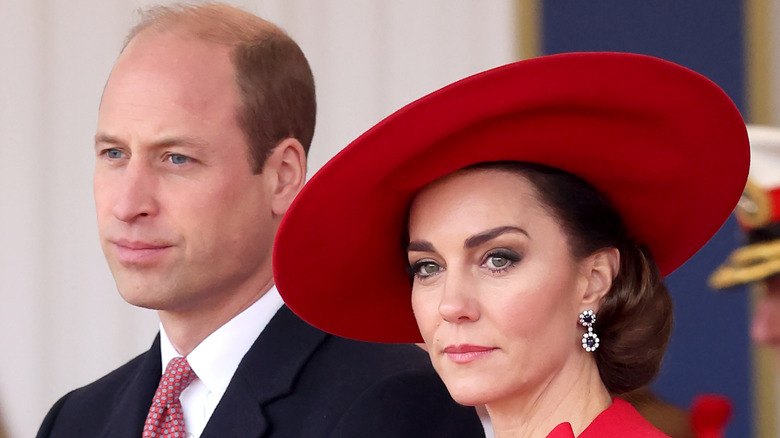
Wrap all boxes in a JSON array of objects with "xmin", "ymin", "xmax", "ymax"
[
  {"xmin": 201, "ymin": 306, "xmax": 328, "ymax": 438},
  {"xmin": 101, "ymin": 335, "xmax": 162, "ymax": 438}
]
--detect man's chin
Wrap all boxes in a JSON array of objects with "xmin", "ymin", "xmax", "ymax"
[
  {"xmin": 114, "ymin": 278, "xmax": 171, "ymax": 310},
  {"xmin": 118, "ymin": 291, "xmax": 166, "ymax": 310}
]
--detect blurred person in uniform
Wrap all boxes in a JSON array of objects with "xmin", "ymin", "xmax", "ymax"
[{"xmin": 710, "ymin": 125, "xmax": 780, "ymax": 355}]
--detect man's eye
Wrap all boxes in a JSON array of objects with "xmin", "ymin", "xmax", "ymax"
[
  {"xmin": 106, "ymin": 149, "xmax": 123, "ymax": 159},
  {"xmin": 168, "ymin": 154, "xmax": 189, "ymax": 165}
]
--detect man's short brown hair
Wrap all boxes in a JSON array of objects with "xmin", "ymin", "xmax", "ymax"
[{"xmin": 124, "ymin": 3, "xmax": 316, "ymax": 172}]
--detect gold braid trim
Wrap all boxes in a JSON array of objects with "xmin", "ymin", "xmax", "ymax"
[
  {"xmin": 730, "ymin": 239, "xmax": 780, "ymax": 265},
  {"xmin": 709, "ymin": 239, "xmax": 780, "ymax": 289}
]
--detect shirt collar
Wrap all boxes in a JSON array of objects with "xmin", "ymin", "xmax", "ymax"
[{"xmin": 159, "ymin": 286, "xmax": 284, "ymax": 398}]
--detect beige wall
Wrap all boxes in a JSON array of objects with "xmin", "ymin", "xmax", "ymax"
[
  {"xmin": 747, "ymin": 0, "xmax": 780, "ymax": 436},
  {"xmin": 0, "ymin": 1, "xmax": 519, "ymax": 436}
]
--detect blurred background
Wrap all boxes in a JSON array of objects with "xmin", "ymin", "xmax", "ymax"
[{"xmin": 0, "ymin": 1, "xmax": 776, "ymax": 436}]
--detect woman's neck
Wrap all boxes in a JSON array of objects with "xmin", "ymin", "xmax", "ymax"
[{"xmin": 486, "ymin": 355, "xmax": 612, "ymax": 438}]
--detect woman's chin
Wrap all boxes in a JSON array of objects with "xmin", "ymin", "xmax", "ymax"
[{"xmin": 443, "ymin": 383, "xmax": 492, "ymax": 407}]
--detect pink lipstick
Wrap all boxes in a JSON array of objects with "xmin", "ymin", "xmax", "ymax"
[{"xmin": 443, "ymin": 344, "xmax": 496, "ymax": 364}]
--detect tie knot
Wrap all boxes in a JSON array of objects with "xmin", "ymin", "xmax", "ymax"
[
  {"xmin": 154, "ymin": 357, "xmax": 197, "ymax": 407},
  {"xmin": 143, "ymin": 357, "xmax": 197, "ymax": 437}
]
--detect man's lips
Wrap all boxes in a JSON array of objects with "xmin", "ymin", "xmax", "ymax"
[
  {"xmin": 443, "ymin": 344, "xmax": 497, "ymax": 364},
  {"xmin": 112, "ymin": 239, "xmax": 172, "ymax": 265}
]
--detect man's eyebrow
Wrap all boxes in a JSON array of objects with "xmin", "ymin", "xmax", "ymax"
[
  {"xmin": 407, "ymin": 240, "xmax": 436, "ymax": 253},
  {"xmin": 464, "ymin": 226, "xmax": 528, "ymax": 249},
  {"xmin": 94, "ymin": 133, "xmax": 123, "ymax": 147},
  {"xmin": 151, "ymin": 135, "xmax": 209, "ymax": 149},
  {"xmin": 94, "ymin": 134, "xmax": 209, "ymax": 149}
]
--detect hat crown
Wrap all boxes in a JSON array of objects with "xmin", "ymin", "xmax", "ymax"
[{"xmin": 275, "ymin": 52, "xmax": 750, "ymax": 341}]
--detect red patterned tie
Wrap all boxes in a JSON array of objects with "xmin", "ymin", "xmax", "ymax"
[{"xmin": 142, "ymin": 357, "xmax": 197, "ymax": 438}]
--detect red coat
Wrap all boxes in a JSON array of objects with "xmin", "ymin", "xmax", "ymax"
[{"xmin": 547, "ymin": 399, "xmax": 669, "ymax": 437}]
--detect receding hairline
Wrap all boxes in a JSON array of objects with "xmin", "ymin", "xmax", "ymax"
[{"xmin": 122, "ymin": 3, "xmax": 287, "ymax": 51}]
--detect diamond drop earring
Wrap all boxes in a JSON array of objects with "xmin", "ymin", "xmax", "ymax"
[{"xmin": 579, "ymin": 310, "xmax": 600, "ymax": 352}]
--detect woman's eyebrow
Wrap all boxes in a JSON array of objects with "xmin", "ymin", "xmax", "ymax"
[
  {"xmin": 407, "ymin": 240, "xmax": 436, "ymax": 253},
  {"xmin": 464, "ymin": 226, "xmax": 528, "ymax": 249}
]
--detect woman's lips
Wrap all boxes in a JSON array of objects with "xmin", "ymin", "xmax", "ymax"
[{"xmin": 443, "ymin": 344, "xmax": 497, "ymax": 364}]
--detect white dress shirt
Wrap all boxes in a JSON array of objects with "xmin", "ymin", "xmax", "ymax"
[{"xmin": 159, "ymin": 286, "xmax": 284, "ymax": 438}]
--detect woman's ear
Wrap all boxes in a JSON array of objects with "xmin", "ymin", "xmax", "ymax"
[
  {"xmin": 265, "ymin": 137, "xmax": 307, "ymax": 217},
  {"xmin": 581, "ymin": 247, "xmax": 620, "ymax": 310}
]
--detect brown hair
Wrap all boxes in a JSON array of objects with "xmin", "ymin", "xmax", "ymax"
[
  {"xmin": 123, "ymin": 3, "xmax": 316, "ymax": 173},
  {"xmin": 470, "ymin": 161, "xmax": 673, "ymax": 394}
]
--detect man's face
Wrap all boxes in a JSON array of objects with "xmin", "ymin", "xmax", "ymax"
[
  {"xmin": 94, "ymin": 31, "xmax": 276, "ymax": 315},
  {"xmin": 751, "ymin": 274, "xmax": 780, "ymax": 357}
]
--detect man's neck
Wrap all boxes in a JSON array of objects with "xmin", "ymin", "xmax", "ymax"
[{"xmin": 159, "ymin": 278, "xmax": 275, "ymax": 356}]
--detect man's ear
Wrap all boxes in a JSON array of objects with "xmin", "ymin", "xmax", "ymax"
[
  {"xmin": 580, "ymin": 247, "xmax": 620, "ymax": 310},
  {"xmin": 264, "ymin": 137, "xmax": 307, "ymax": 217}
]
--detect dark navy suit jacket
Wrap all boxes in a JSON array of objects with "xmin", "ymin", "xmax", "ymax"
[{"xmin": 37, "ymin": 306, "xmax": 485, "ymax": 438}]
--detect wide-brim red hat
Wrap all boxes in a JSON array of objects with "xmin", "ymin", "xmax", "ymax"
[{"xmin": 274, "ymin": 52, "xmax": 749, "ymax": 343}]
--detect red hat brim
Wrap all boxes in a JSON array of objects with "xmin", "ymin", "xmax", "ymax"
[{"xmin": 274, "ymin": 52, "xmax": 749, "ymax": 343}]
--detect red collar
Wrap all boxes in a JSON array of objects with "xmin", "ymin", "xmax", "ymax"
[{"xmin": 545, "ymin": 399, "xmax": 668, "ymax": 437}]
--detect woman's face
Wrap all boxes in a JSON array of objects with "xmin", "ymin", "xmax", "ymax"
[{"xmin": 407, "ymin": 168, "xmax": 595, "ymax": 407}]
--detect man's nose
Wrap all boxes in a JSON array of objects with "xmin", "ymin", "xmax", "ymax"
[{"xmin": 111, "ymin": 160, "xmax": 159, "ymax": 223}]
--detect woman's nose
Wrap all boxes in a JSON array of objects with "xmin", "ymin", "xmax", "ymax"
[{"xmin": 438, "ymin": 272, "xmax": 480, "ymax": 324}]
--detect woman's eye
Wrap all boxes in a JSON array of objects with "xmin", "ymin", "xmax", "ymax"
[
  {"xmin": 419, "ymin": 263, "xmax": 440, "ymax": 275},
  {"xmin": 486, "ymin": 256, "xmax": 510, "ymax": 269},
  {"xmin": 483, "ymin": 250, "xmax": 520, "ymax": 271},
  {"xmin": 408, "ymin": 260, "xmax": 443, "ymax": 278}
]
